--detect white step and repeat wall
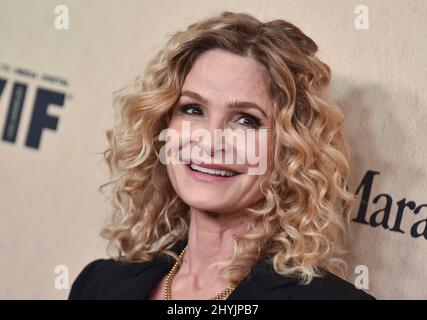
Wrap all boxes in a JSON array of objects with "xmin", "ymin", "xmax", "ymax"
[{"xmin": 0, "ymin": 0, "xmax": 426, "ymax": 299}]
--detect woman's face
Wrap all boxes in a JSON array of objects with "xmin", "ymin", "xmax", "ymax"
[{"xmin": 165, "ymin": 49, "xmax": 273, "ymax": 214}]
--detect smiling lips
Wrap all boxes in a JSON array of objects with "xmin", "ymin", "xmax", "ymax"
[
  {"xmin": 189, "ymin": 163, "xmax": 238, "ymax": 177},
  {"xmin": 184, "ymin": 161, "xmax": 243, "ymax": 183}
]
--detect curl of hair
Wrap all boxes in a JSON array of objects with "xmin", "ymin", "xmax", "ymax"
[{"xmin": 99, "ymin": 10, "xmax": 357, "ymax": 286}]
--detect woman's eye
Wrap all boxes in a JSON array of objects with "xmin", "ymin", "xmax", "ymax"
[
  {"xmin": 176, "ymin": 105, "xmax": 261, "ymax": 128},
  {"xmin": 179, "ymin": 104, "xmax": 203, "ymax": 115},
  {"xmin": 236, "ymin": 113, "xmax": 261, "ymax": 128}
]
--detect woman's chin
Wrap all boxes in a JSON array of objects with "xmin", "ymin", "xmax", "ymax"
[{"xmin": 181, "ymin": 195, "xmax": 233, "ymax": 213}]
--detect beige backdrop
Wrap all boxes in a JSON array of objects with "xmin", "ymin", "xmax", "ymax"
[{"xmin": 0, "ymin": 0, "xmax": 426, "ymax": 299}]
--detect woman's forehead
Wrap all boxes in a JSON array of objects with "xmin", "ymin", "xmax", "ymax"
[
  {"xmin": 181, "ymin": 51, "xmax": 271, "ymax": 111},
  {"xmin": 184, "ymin": 49, "xmax": 268, "ymax": 87}
]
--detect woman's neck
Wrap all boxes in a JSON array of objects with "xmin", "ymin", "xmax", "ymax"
[{"xmin": 177, "ymin": 207, "xmax": 249, "ymax": 283}]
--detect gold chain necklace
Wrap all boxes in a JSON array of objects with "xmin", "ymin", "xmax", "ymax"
[{"xmin": 163, "ymin": 244, "xmax": 236, "ymax": 300}]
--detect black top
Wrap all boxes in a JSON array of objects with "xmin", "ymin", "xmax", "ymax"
[{"xmin": 68, "ymin": 240, "xmax": 375, "ymax": 300}]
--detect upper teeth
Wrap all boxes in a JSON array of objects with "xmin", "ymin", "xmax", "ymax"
[{"xmin": 189, "ymin": 163, "xmax": 237, "ymax": 177}]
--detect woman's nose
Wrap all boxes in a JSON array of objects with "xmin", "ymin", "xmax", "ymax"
[
  {"xmin": 207, "ymin": 113, "xmax": 226, "ymax": 132},
  {"xmin": 193, "ymin": 115, "xmax": 227, "ymax": 157}
]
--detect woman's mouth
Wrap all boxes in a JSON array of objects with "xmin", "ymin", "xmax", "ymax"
[
  {"xmin": 183, "ymin": 162, "xmax": 242, "ymax": 183},
  {"xmin": 188, "ymin": 163, "xmax": 238, "ymax": 177}
]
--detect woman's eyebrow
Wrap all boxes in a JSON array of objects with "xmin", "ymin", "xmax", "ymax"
[{"xmin": 180, "ymin": 90, "xmax": 267, "ymax": 118}]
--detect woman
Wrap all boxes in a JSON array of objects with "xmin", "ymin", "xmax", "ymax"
[{"xmin": 69, "ymin": 11, "xmax": 375, "ymax": 300}]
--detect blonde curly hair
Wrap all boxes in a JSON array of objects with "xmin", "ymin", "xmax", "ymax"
[{"xmin": 98, "ymin": 10, "xmax": 356, "ymax": 286}]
